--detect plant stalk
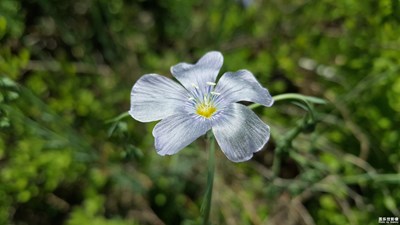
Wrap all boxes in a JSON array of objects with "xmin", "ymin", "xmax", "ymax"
[{"xmin": 202, "ymin": 133, "xmax": 216, "ymax": 225}]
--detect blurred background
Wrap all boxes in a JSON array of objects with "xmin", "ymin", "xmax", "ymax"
[{"xmin": 1, "ymin": 0, "xmax": 400, "ymax": 224}]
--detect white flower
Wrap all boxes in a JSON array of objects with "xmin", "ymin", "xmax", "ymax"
[{"xmin": 130, "ymin": 51, "xmax": 273, "ymax": 162}]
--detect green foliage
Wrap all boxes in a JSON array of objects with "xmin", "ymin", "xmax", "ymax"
[{"xmin": 1, "ymin": 0, "xmax": 399, "ymax": 224}]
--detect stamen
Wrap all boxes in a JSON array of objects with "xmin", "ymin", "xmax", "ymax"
[
  {"xmin": 206, "ymin": 81, "xmax": 216, "ymax": 86},
  {"xmin": 191, "ymin": 83, "xmax": 199, "ymax": 89},
  {"xmin": 196, "ymin": 102, "xmax": 217, "ymax": 119},
  {"xmin": 188, "ymin": 97, "xmax": 195, "ymax": 101},
  {"xmin": 210, "ymin": 91, "xmax": 220, "ymax": 96}
]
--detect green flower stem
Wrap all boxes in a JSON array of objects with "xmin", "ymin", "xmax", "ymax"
[
  {"xmin": 256, "ymin": 93, "xmax": 325, "ymax": 178},
  {"xmin": 272, "ymin": 123, "xmax": 304, "ymax": 177},
  {"xmin": 271, "ymin": 150, "xmax": 282, "ymax": 178},
  {"xmin": 105, "ymin": 111, "xmax": 130, "ymax": 123},
  {"xmin": 248, "ymin": 93, "xmax": 326, "ymax": 110},
  {"xmin": 272, "ymin": 93, "xmax": 326, "ymax": 104},
  {"xmin": 202, "ymin": 132, "xmax": 216, "ymax": 225}
]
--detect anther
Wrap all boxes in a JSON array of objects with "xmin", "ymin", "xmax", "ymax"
[
  {"xmin": 210, "ymin": 91, "xmax": 220, "ymax": 96},
  {"xmin": 191, "ymin": 83, "xmax": 199, "ymax": 89},
  {"xmin": 206, "ymin": 81, "xmax": 216, "ymax": 86}
]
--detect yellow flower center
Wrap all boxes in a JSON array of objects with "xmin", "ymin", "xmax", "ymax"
[
  {"xmin": 190, "ymin": 82, "xmax": 220, "ymax": 119},
  {"xmin": 196, "ymin": 102, "xmax": 216, "ymax": 118}
]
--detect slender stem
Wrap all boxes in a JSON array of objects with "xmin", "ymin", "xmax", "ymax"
[
  {"xmin": 271, "ymin": 149, "xmax": 282, "ymax": 178},
  {"xmin": 272, "ymin": 93, "xmax": 327, "ymax": 104},
  {"xmin": 272, "ymin": 116, "xmax": 310, "ymax": 177},
  {"xmin": 248, "ymin": 93, "xmax": 326, "ymax": 110},
  {"xmin": 255, "ymin": 93, "xmax": 324, "ymax": 178},
  {"xmin": 202, "ymin": 132, "xmax": 216, "ymax": 225},
  {"xmin": 105, "ymin": 111, "xmax": 129, "ymax": 123}
]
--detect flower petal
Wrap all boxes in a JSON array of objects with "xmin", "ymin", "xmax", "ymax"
[
  {"xmin": 214, "ymin": 70, "xmax": 273, "ymax": 108},
  {"xmin": 130, "ymin": 74, "xmax": 188, "ymax": 122},
  {"xmin": 170, "ymin": 51, "xmax": 223, "ymax": 93},
  {"xmin": 211, "ymin": 103, "xmax": 270, "ymax": 162},
  {"xmin": 153, "ymin": 112, "xmax": 212, "ymax": 155}
]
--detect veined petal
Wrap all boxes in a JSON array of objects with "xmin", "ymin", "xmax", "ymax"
[
  {"xmin": 170, "ymin": 51, "xmax": 223, "ymax": 93},
  {"xmin": 211, "ymin": 103, "xmax": 270, "ymax": 162},
  {"xmin": 130, "ymin": 74, "xmax": 188, "ymax": 122},
  {"xmin": 214, "ymin": 70, "xmax": 273, "ymax": 108},
  {"xmin": 153, "ymin": 112, "xmax": 212, "ymax": 155}
]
